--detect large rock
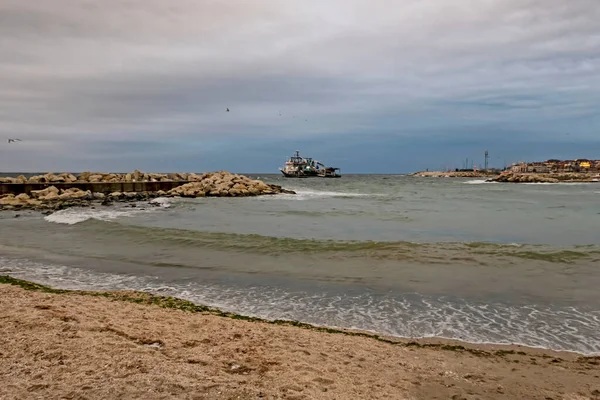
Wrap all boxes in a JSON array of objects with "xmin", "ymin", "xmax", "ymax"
[
  {"xmin": 40, "ymin": 192, "xmax": 60, "ymax": 201},
  {"xmin": 14, "ymin": 193, "xmax": 30, "ymax": 202},
  {"xmin": 59, "ymin": 188, "xmax": 92, "ymax": 200},
  {"xmin": 28, "ymin": 175, "xmax": 43, "ymax": 183},
  {"xmin": 0, "ymin": 194, "xmax": 16, "ymax": 205},
  {"xmin": 30, "ymin": 186, "xmax": 60, "ymax": 199},
  {"xmin": 88, "ymin": 174, "xmax": 104, "ymax": 183},
  {"xmin": 132, "ymin": 170, "xmax": 143, "ymax": 182},
  {"xmin": 77, "ymin": 172, "xmax": 92, "ymax": 182},
  {"xmin": 0, "ymin": 177, "xmax": 17, "ymax": 183},
  {"xmin": 40, "ymin": 173, "xmax": 65, "ymax": 183}
]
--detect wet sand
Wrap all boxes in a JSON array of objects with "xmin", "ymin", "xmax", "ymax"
[{"xmin": 1, "ymin": 279, "xmax": 599, "ymax": 400}]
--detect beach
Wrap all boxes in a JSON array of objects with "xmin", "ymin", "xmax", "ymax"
[{"xmin": 1, "ymin": 278, "xmax": 599, "ymax": 400}]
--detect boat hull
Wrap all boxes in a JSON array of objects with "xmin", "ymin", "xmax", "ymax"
[{"xmin": 280, "ymin": 170, "xmax": 341, "ymax": 178}]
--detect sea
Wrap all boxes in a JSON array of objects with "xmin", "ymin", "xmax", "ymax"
[{"xmin": 1, "ymin": 174, "xmax": 599, "ymax": 355}]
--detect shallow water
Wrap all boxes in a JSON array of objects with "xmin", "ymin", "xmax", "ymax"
[{"xmin": 1, "ymin": 175, "xmax": 599, "ymax": 354}]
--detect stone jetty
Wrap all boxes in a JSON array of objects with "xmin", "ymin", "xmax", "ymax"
[
  {"xmin": 410, "ymin": 170, "xmax": 499, "ymax": 178},
  {"xmin": 0, "ymin": 170, "xmax": 295, "ymax": 211},
  {"xmin": 487, "ymin": 172, "xmax": 600, "ymax": 183}
]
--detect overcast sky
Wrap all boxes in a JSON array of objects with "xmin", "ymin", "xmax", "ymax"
[{"xmin": 1, "ymin": 0, "xmax": 599, "ymax": 172}]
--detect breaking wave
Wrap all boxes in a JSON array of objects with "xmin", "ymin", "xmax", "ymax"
[
  {"xmin": 44, "ymin": 198, "xmax": 172, "ymax": 225},
  {"xmin": 2, "ymin": 257, "xmax": 599, "ymax": 355}
]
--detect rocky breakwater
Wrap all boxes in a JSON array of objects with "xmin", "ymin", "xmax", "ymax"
[
  {"xmin": 1, "ymin": 186, "xmax": 95, "ymax": 211},
  {"xmin": 167, "ymin": 171, "xmax": 294, "ymax": 197},
  {"xmin": 0, "ymin": 170, "xmax": 188, "ymax": 184},
  {"xmin": 488, "ymin": 172, "xmax": 600, "ymax": 183},
  {"xmin": 0, "ymin": 170, "xmax": 295, "ymax": 211},
  {"xmin": 411, "ymin": 171, "xmax": 499, "ymax": 178}
]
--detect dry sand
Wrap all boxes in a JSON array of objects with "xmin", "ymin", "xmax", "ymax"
[{"xmin": 1, "ymin": 281, "xmax": 599, "ymax": 400}]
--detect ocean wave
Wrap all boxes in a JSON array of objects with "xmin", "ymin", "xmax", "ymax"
[
  {"xmin": 66, "ymin": 221, "xmax": 600, "ymax": 263},
  {"xmin": 282, "ymin": 189, "xmax": 386, "ymax": 200},
  {"xmin": 463, "ymin": 179, "xmax": 492, "ymax": 185},
  {"xmin": 150, "ymin": 197, "xmax": 172, "ymax": 208},
  {"xmin": 2, "ymin": 258, "xmax": 599, "ymax": 355},
  {"xmin": 43, "ymin": 196, "xmax": 174, "ymax": 225},
  {"xmin": 44, "ymin": 208, "xmax": 141, "ymax": 225}
]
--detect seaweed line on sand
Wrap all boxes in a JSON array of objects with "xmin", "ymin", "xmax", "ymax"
[{"xmin": 2, "ymin": 274, "xmax": 598, "ymax": 364}]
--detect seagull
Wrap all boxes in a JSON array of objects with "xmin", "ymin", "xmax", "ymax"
[{"xmin": 7, "ymin": 138, "xmax": 21, "ymax": 143}]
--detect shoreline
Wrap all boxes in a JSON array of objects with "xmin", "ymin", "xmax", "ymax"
[
  {"xmin": 0, "ymin": 274, "xmax": 589, "ymax": 358},
  {"xmin": 2, "ymin": 275, "xmax": 599, "ymax": 399}
]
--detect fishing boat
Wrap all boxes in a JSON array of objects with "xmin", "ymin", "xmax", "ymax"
[{"xmin": 279, "ymin": 151, "xmax": 341, "ymax": 178}]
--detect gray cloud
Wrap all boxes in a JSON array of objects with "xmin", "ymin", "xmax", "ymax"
[{"xmin": 0, "ymin": 0, "xmax": 599, "ymax": 171}]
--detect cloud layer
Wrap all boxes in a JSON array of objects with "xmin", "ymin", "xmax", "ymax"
[{"xmin": 1, "ymin": 0, "xmax": 599, "ymax": 172}]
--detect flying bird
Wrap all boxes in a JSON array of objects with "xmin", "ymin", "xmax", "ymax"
[{"xmin": 7, "ymin": 138, "xmax": 21, "ymax": 143}]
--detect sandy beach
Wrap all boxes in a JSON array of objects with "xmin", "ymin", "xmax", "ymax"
[{"xmin": 1, "ymin": 277, "xmax": 598, "ymax": 400}]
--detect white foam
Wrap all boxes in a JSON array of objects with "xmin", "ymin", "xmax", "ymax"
[
  {"xmin": 44, "ymin": 208, "xmax": 140, "ymax": 225},
  {"xmin": 150, "ymin": 197, "xmax": 172, "ymax": 208},
  {"xmin": 283, "ymin": 189, "xmax": 383, "ymax": 200},
  {"xmin": 3, "ymin": 255, "xmax": 599, "ymax": 356},
  {"xmin": 463, "ymin": 179, "xmax": 490, "ymax": 185}
]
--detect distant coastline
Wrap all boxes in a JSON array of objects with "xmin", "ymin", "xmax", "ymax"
[
  {"xmin": 410, "ymin": 170, "xmax": 499, "ymax": 178},
  {"xmin": 412, "ymin": 170, "xmax": 600, "ymax": 183},
  {"xmin": 413, "ymin": 158, "xmax": 600, "ymax": 182}
]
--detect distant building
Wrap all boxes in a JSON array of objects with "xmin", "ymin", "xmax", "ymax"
[{"xmin": 510, "ymin": 159, "xmax": 599, "ymax": 174}]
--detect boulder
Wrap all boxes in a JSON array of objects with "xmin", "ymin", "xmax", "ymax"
[
  {"xmin": 28, "ymin": 175, "xmax": 43, "ymax": 183},
  {"xmin": 102, "ymin": 173, "xmax": 117, "ymax": 182},
  {"xmin": 0, "ymin": 194, "xmax": 16, "ymax": 205},
  {"xmin": 26, "ymin": 199, "xmax": 42, "ymax": 207},
  {"xmin": 40, "ymin": 192, "xmax": 60, "ymax": 201},
  {"xmin": 77, "ymin": 172, "xmax": 92, "ymax": 182},
  {"xmin": 132, "ymin": 170, "xmax": 143, "ymax": 182},
  {"xmin": 15, "ymin": 193, "xmax": 30, "ymax": 202},
  {"xmin": 59, "ymin": 188, "xmax": 91, "ymax": 200},
  {"xmin": 88, "ymin": 174, "xmax": 103, "ymax": 183},
  {"xmin": 40, "ymin": 173, "xmax": 65, "ymax": 183},
  {"xmin": 57, "ymin": 173, "xmax": 77, "ymax": 183},
  {"xmin": 30, "ymin": 186, "xmax": 60, "ymax": 199}
]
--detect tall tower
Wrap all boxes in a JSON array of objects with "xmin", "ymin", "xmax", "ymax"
[{"xmin": 484, "ymin": 150, "xmax": 489, "ymax": 170}]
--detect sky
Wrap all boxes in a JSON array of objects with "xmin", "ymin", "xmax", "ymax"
[{"xmin": 1, "ymin": 0, "xmax": 599, "ymax": 173}]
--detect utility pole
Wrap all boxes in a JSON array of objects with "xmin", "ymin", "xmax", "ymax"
[{"xmin": 484, "ymin": 150, "xmax": 489, "ymax": 170}]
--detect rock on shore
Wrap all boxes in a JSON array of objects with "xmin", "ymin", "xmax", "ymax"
[{"xmin": 488, "ymin": 172, "xmax": 600, "ymax": 183}]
